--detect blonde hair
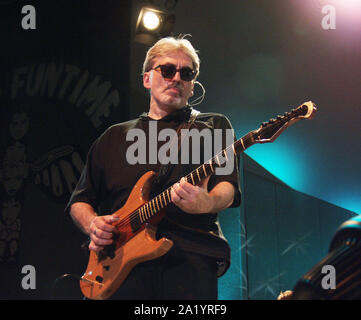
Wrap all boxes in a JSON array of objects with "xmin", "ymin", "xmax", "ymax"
[{"xmin": 142, "ymin": 35, "xmax": 200, "ymax": 78}]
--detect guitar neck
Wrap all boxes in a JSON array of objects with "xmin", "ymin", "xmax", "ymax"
[
  {"xmin": 131, "ymin": 101, "xmax": 316, "ymax": 231},
  {"xmin": 136, "ymin": 131, "xmax": 255, "ymax": 223},
  {"xmin": 182, "ymin": 131, "xmax": 255, "ymax": 186}
]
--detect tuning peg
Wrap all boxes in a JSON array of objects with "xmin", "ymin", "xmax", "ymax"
[
  {"xmin": 261, "ymin": 122, "xmax": 268, "ymax": 127},
  {"xmin": 276, "ymin": 115, "xmax": 282, "ymax": 120}
]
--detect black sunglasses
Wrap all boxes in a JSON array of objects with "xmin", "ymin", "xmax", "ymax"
[{"xmin": 151, "ymin": 64, "xmax": 196, "ymax": 82}]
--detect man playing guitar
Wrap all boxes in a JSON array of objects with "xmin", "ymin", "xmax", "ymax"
[{"xmin": 66, "ymin": 35, "xmax": 241, "ymax": 300}]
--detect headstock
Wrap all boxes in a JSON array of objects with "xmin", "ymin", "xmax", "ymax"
[{"xmin": 253, "ymin": 101, "xmax": 317, "ymax": 143}]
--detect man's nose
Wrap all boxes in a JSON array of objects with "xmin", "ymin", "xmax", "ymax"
[{"xmin": 171, "ymin": 70, "xmax": 182, "ymax": 82}]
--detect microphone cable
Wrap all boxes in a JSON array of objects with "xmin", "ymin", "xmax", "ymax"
[{"xmin": 50, "ymin": 273, "xmax": 86, "ymax": 300}]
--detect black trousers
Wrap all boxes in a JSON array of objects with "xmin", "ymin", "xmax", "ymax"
[{"xmin": 108, "ymin": 246, "xmax": 218, "ymax": 300}]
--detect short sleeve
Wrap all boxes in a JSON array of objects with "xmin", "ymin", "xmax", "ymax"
[
  {"xmin": 64, "ymin": 137, "xmax": 102, "ymax": 214},
  {"xmin": 209, "ymin": 115, "xmax": 241, "ymax": 208}
]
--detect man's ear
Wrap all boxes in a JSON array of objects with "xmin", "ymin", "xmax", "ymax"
[{"xmin": 143, "ymin": 71, "xmax": 152, "ymax": 89}]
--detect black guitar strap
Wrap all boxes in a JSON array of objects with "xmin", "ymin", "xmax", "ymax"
[{"xmin": 152, "ymin": 108, "xmax": 200, "ymax": 192}]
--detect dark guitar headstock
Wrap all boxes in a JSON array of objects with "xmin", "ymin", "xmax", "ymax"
[{"xmin": 253, "ymin": 101, "xmax": 317, "ymax": 143}]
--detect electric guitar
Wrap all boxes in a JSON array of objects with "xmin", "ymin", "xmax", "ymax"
[{"xmin": 80, "ymin": 101, "xmax": 317, "ymax": 299}]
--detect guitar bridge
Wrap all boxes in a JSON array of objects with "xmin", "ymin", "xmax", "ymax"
[{"xmin": 80, "ymin": 275, "xmax": 104, "ymax": 287}]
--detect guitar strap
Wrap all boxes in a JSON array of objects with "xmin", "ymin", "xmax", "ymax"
[{"xmin": 152, "ymin": 108, "xmax": 200, "ymax": 192}]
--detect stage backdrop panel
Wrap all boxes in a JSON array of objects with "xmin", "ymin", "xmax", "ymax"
[
  {"xmin": 242, "ymin": 169, "xmax": 279, "ymax": 299},
  {"xmin": 238, "ymin": 154, "xmax": 357, "ymax": 300}
]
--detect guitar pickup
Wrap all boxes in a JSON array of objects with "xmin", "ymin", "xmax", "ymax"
[{"xmin": 97, "ymin": 244, "xmax": 115, "ymax": 261}]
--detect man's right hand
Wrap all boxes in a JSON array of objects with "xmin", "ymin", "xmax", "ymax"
[{"xmin": 89, "ymin": 215, "xmax": 120, "ymax": 252}]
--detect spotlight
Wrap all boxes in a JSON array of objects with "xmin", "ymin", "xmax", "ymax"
[
  {"xmin": 135, "ymin": 7, "xmax": 176, "ymax": 45},
  {"xmin": 142, "ymin": 10, "xmax": 161, "ymax": 31}
]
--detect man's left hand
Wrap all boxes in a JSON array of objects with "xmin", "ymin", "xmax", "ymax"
[{"xmin": 171, "ymin": 176, "xmax": 215, "ymax": 214}]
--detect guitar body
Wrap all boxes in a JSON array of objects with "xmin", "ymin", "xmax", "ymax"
[{"xmin": 80, "ymin": 171, "xmax": 173, "ymax": 300}]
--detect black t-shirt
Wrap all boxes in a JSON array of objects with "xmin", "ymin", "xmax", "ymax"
[{"xmin": 65, "ymin": 106, "xmax": 241, "ymax": 276}]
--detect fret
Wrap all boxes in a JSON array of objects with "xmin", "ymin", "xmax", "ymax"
[
  {"xmin": 147, "ymin": 202, "xmax": 152, "ymax": 219},
  {"xmin": 141, "ymin": 204, "xmax": 146, "ymax": 219},
  {"xmin": 140, "ymin": 207, "xmax": 144, "ymax": 223},
  {"xmin": 150, "ymin": 200, "xmax": 155, "ymax": 215},
  {"xmin": 144, "ymin": 206, "xmax": 148, "ymax": 219},
  {"xmin": 155, "ymin": 197, "xmax": 160, "ymax": 211},
  {"xmin": 232, "ymin": 143, "xmax": 237, "ymax": 156},
  {"xmin": 190, "ymin": 172, "xmax": 195, "ymax": 184},
  {"xmin": 162, "ymin": 192, "xmax": 167, "ymax": 205},
  {"xmin": 166, "ymin": 189, "xmax": 171, "ymax": 203},
  {"xmin": 158, "ymin": 195, "xmax": 163, "ymax": 208},
  {"xmin": 152, "ymin": 200, "xmax": 157, "ymax": 216},
  {"xmin": 240, "ymin": 137, "xmax": 245, "ymax": 150},
  {"xmin": 223, "ymin": 149, "xmax": 228, "ymax": 161},
  {"xmin": 202, "ymin": 164, "xmax": 207, "ymax": 176},
  {"xmin": 215, "ymin": 155, "xmax": 221, "ymax": 166},
  {"xmin": 196, "ymin": 168, "xmax": 200, "ymax": 180},
  {"xmin": 208, "ymin": 159, "xmax": 214, "ymax": 172},
  {"xmin": 145, "ymin": 203, "xmax": 150, "ymax": 218},
  {"xmin": 143, "ymin": 206, "xmax": 147, "ymax": 220},
  {"xmin": 142, "ymin": 206, "xmax": 147, "ymax": 220}
]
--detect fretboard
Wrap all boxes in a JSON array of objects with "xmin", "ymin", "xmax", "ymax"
[{"xmin": 130, "ymin": 131, "xmax": 255, "ymax": 229}]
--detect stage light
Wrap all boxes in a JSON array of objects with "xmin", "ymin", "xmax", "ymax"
[
  {"xmin": 135, "ymin": 7, "xmax": 176, "ymax": 45},
  {"xmin": 142, "ymin": 10, "xmax": 161, "ymax": 30}
]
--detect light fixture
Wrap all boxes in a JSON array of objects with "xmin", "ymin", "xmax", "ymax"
[
  {"xmin": 135, "ymin": 7, "xmax": 176, "ymax": 45},
  {"xmin": 142, "ymin": 10, "xmax": 161, "ymax": 31}
]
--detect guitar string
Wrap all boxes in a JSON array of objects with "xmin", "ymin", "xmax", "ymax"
[
  {"xmin": 113, "ymin": 123, "xmax": 281, "ymax": 230},
  {"xmin": 114, "ymin": 144, "xmax": 241, "ymax": 230},
  {"xmin": 115, "ymin": 162, "xmax": 213, "ymax": 230},
  {"xmin": 113, "ymin": 108, "xmax": 304, "ymax": 230},
  {"xmin": 113, "ymin": 136, "xmax": 250, "ymax": 231}
]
